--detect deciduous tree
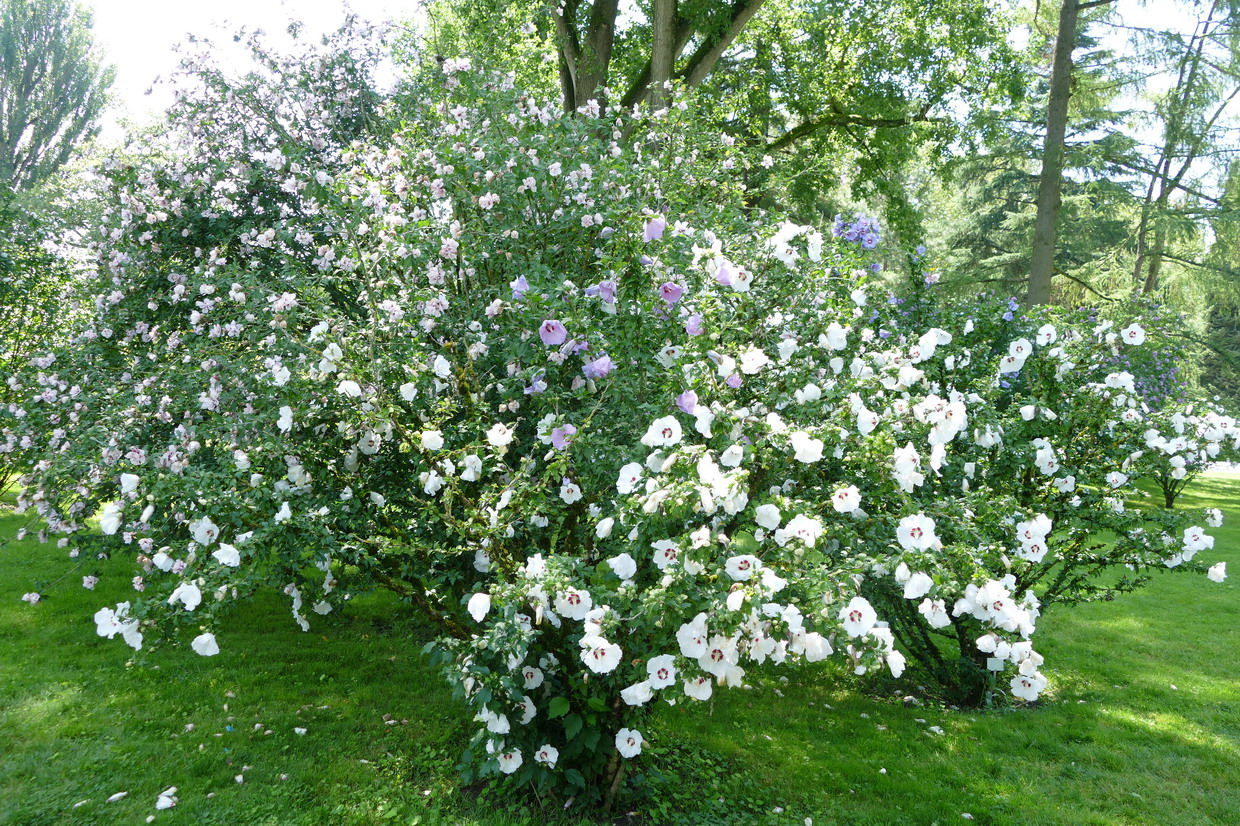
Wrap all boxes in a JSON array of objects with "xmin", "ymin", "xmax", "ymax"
[{"xmin": 0, "ymin": 0, "xmax": 112, "ymax": 191}]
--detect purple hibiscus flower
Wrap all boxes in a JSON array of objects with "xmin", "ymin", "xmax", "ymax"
[
  {"xmin": 551, "ymin": 424, "xmax": 577, "ymax": 450},
  {"xmin": 539, "ymin": 320, "xmax": 567, "ymax": 346},
  {"xmin": 524, "ymin": 370, "xmax": 547, "ymax": 395},
  {"xmin": 643, "ymin": 216, "xmax": 667, "ymax": 242},
  {"xmin": 583, "ymin": 355, "xmax": 615, "ymax": 379},
  {"xmin": 659, "ymin": 282, "xmax": 684, "ymax": 305}
]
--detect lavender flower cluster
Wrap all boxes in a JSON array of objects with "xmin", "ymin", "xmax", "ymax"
[{"xmin": 833, "ymin": 213, "xmax": 881, "ymax": 250}]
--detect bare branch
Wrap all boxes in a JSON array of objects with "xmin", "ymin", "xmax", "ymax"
[{"xmin": 1160, "ymin": 252, "xmax": 1240, "ymax": 278}]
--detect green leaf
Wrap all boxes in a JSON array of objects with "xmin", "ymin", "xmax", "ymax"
[
  {"xmin": 547, "ymin": 696, "xmax": 570, "ymax": 719},
  {"xmin": 731, "ymin": 531, "xmax": 760, "ymax": 554},
  {"xmin": 586, "ymin": 696, "xmax": 608, "ymax": 712},
  {"xmin": 563, "ymin": 713, "xmax": 583, "ymax": 740}
]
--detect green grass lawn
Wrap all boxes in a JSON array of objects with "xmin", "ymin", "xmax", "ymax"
[{"xmin": 2, "ymin": 475, "xmax": 1237, "ymax": 826}]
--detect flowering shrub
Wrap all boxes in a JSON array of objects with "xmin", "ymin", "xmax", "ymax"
[
  {"xmin": 3, "ymin": 42, "xmax": 1232, "ymax": 801},
  {"xmin": 1048, "ymin": 301, "xmax": 1194, "ymax": 412},
  {"xmin": 0, "ymin": 192, "xmax": 83, "ymax": 492},
  {"xmin": 835, "ymin": 282, "xmax": 1237, "ymax": 701},
  {"xmin": 1135, "ymin": 397, "xmax": 1240, "ymax": 508}
]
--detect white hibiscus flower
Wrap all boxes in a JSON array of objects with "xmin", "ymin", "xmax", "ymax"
[
  {"xmin": 615, "ymin": 728, "xmax": 643, "ymax": 758},
  {"xmin": 641, "ymin": 416, "xmax": 683, "ymax": 448},
  {"xmin": 896, "ymin": 514, "xmax": 937, "ymax": 551},
  {"xmin": 839, "ymin": 596, "xmax": 877, "ymax": 637},
  {"xmin": 581, "ymin": 636, "xmax": 622, "ymax": 673},
  {"xmin": 725, "ymin": 555, "xmax": 761, "ymax": 581},
  {"xmin": 191, "ymin": 633, "xmax": 220, "ymax": 656}
]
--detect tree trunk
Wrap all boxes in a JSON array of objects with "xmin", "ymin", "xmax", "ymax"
[
  {"xmin": 553, "ymin": 0, "xmax": 581, "ymax": 112},
  {"xmin": 576, "ymin": 0, "xmax": 620, "ymax": 109},
  {"xmin": 1131, "ymin": 182, "xmax": 1157, "ymax": 288},
  {"xmin": 1143, "ymin": 220, "xmax": 1168, "ymax": 293},
  {"xmin": 618, "ymin": 0, "xmax": 766, "ymax": 112},
  {"xmin": 649, "ymin": 0, "xmax": 678, "ymax": 110},
  {"xmin": 556, "ymin": 54, "xmax": 577, "ymax": 113},
  {"xmin": 553, "ymin": 0, "xmax": 620, "ymax": 114},
  {"xmin": 602, "ymin": 754, "xmax": 626, "ymax": 812},
  {"xmin": 1134, "ymin": 1, "xmax": 1229, "ymax": 294},
  {"xmin": 1027, "ymin": 0, "xmax": 1081, "ymax": 306},
  {"xmin": 1163, "ymin": 478, "xmax": 1177, "ymax": 509}
]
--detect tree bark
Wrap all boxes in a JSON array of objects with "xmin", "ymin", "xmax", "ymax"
[
  {"xmin": 553, "ymin": 0, "xmax": 582, "ymax": 112},
  {"xmin": 649, "ymin": 0, "xmax": 678, "ymax": 110},
  {"xmin": 577, "ymin": 0, "xmax": 620, "ymax": 109},
  {"xmin": 553, "ymin": 0, "xmax": 620, "ymax": 113},
  {"xmin": 617, "ymin": 19, "xmax": 694, "ymax": 111},
  {"xmin": 1143, "ymin": 221, "xmax": 1168, "ymax": 294},
  {"xmin": 681, "ymin": 0, "xmax": 767, "ymax": 89},
  {"xmin": 1027, "ymin": 0, "xmax": 1082, "ymax": 306},
  {"xmin": 618, "ymin": 0, "xmax": 766, "ymax": 112}
]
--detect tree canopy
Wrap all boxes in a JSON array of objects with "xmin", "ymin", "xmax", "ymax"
[
  {"xmin": 414, "ymin": 0, "xmax": 1023, "ymax": 237},
  {"xmin": 0, "ymin": 0, "xmax": 112, "ymax": 191}
]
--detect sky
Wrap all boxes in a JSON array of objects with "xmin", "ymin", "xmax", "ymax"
[{"xmin": 88, "ymin": 0, "xmax": 414, "ymax": 139}]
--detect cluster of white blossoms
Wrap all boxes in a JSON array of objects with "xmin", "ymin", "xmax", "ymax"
[
  {"xmin": 956, "ymin": 577, "xmax": 1045, "ymax": 695},
  {"xmin": 1169, "ymin": 525, "xmax": 1216, "ymax": 568},
  {"xmin": 1145, "ymin": 407, "xmax": 1236, "ymax": 480},
  {"xmin": 93, "ymin": 602, "xmax": 143, "ymax": 650},
  {"xmin": 1015, "ymin": 514, "xmax": 1053, "ymax": 563}
]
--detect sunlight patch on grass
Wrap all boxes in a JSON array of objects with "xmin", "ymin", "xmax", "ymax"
[
  {"xmin": 0, "ymin": 683, "xmax": 85, "ymax": 737},
  {"xmin": 1096, "ymin": 706, "xmax": 1240, "ymax": 756}
]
